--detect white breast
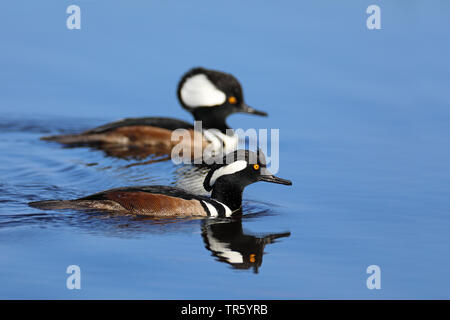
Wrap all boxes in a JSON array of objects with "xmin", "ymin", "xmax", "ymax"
[{"xmin": 203, "ymin": 129, "xmax": 239, "ymax": 157}]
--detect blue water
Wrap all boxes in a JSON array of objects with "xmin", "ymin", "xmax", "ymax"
[{"xmin": 1, "ymin": 1, "xmax": 450, "ymax": 299}]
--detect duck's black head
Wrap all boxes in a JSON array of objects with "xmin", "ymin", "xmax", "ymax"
[
  {"xmin": 203, "ymin": 150, "xmax": 292, "ymax": 212},
  {"xmin": 177, "ymin": 67, "xmax": 268, "ymax": 132}
]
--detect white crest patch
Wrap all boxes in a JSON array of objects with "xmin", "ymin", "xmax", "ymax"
[
  {"xmin": 209, "ymin": 160, "xmax": 247, "ymax": 187},
  {"xmin": 180, "ymin": 74, "xmax": 226, "ymax": 108}
]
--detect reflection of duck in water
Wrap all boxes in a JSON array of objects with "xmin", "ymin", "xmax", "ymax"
[
  {"xmin": 202, "ymin": 218, "xmax": 290, "ymax": 273},
  {"xmin": 42, "ymin": 67, "xmax": 267, "ymax": 161}
]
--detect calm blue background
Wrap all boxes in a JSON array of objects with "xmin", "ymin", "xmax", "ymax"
[{"xmin": 1, "ymin": 1, "xmax": 449, "ymax": 299}]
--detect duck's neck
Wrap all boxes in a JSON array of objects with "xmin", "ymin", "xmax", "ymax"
[
  {"xmin": 211, "ymin": 182, "xmax": 244, "ymax": 212},
  {"xmin": 192, "ymin": 109, "xmax": 230, "ymax": 133}
]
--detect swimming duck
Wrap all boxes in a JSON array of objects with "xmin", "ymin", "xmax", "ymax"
[
  {"xmin": 29, "ymin": 150, "xmax": 291, "ymax": 217},
  {"xmin": 41, "ymin": 68, "xmax": 267, "ymax": 159}
]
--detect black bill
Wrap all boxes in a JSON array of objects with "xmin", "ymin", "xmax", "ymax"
[
  {"xmin": 240, "ymin": 103, "xmax": 268, "ymax": 117},
  {"xmin": 259, "ymin": 174, "xmax": 292, "ymax": 186}
]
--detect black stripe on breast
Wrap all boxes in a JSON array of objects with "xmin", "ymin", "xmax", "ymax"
[
  {"xmin": 201, "ymin": 199, "xmax": 228, "ymax": 218},
  {"xmin": 199, "ymin": 201, "xmax": 212, "ymax": 217},
  {"xmin": 211, "ymin": 200, "xmax": 227, "ymax": 218}
]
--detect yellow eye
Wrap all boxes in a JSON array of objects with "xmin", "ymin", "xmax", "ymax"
[
  {"xmin": 249, "ymin": 254, "xmax": 256, "ymax": 263},
  {"xmin": 228, "ymin": 96, "xmax": 237, "ymax": 104},
  {"xmin": 253, "ymin": 164, "xmax": 260, "ymax": 170}
]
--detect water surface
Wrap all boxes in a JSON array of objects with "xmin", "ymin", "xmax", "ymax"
[{"xmin": 1, "ymin": 1, "xmax": 450, "ymax": 299}]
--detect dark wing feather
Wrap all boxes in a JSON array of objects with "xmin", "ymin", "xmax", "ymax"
[
  {"xmin": 83, "ymin": 117, "xmax": 194, "ymax": 134},
  {"xmin": 79, "ymin": 185, "xmax": 209, "ymax": 202}
]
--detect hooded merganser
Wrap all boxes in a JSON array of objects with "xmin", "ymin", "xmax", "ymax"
[
  {"xmin": 29, "ymin": 150, "xmax": 291, "ymax": 217},
  {"xmin": 41, "ymin": 67, "xmax": 267, "ymax": 159}
]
